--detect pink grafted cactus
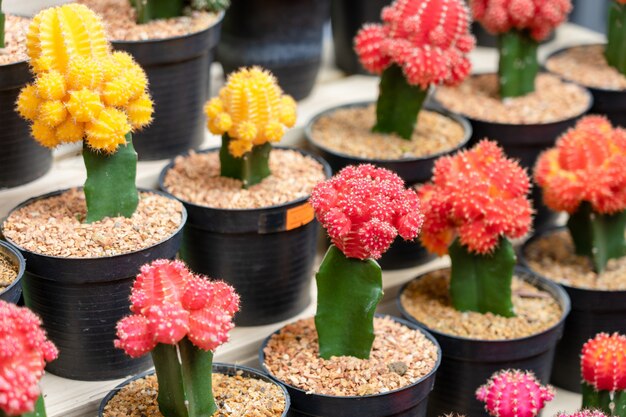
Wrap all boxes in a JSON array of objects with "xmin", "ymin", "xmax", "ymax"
[
  {"xmin": 355, "ymin": 0, "xmax": 475, "ymax": 88},
  {"xmin": 476, "ymin": 370, "xmax": 555, "ymax": 417},
  {"xmin": 310, "ymin": 164, "xmax": 423, "ymax": 260},
  {"xmin": 0, "ymin": 301, "xmax": 58, "ymax": 416},
  {"xmin": 115, "ymin": 259, "xmax": 240, "ymax": 357}
]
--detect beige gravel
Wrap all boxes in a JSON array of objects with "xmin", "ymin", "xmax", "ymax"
[
  {"xmin": 436, "ymin": 73, "xmax": 590, "ymax": 124},
  {"xmin": 263, "ymin": 316, "xmax": 438, "ymax": 397},
  {"xmin": 3, "ymin": 188, "xmax": 183, "ymax": 258},
  {"xmin": 546, "ymin": 45, "xmax": 626, "ymax": 91},
  {"xmin": 163, "ymin": 149, "xmax": 326, "ymax": 209},
  {"xmin": 0, "ymin": 14, "xmax": 30, "ymax": 65},
  {"xmin": 310, "ymin": 106, "xmax": 466, "ymax": 160},
  {"xmin": 400, "ymin": 269, "xmax": 563, "ymax": 340},
  {"xmin": 0, "ymin": 254, "xmax": 18, "ymax": 289},
  {"xmin": 102, "ymin": 372, "xmax": 286, "ymax": 417},
  {"xmin": 524, "ymin": 229, "xmax": 626, "ymax": 290},
  {"xmin": 77, "ymin": 0, "xmax": 216, "ymax": 41}
]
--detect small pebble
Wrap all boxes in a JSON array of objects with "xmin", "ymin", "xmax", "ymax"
[
  {"xmin": 0, "ymin": 15, "xmax": 30, "ymax": 65},
  {"xmin": 0, "ymin": 254, "xmax": 18, "ymax": 289},
  {"xmin": 387, "ymin": 361, "xmax": 408, "ymax": 376}
]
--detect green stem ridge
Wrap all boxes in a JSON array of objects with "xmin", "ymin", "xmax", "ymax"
[
  {"xmin": 373, "ymin": 64, "xmax": 428, "ymax": 140},
  {"xmin": 449, "ymin": 237, "xmax": 516, "ymax": 317},
  {"xmin": 567, "ymin": 202, "xmax": 626, "ymax": 273},
  {"xmin": 0, "ymin": 0, "xmax": 5, "ymax": 49},
  {"xmin": 582, "ymin": 383, "xmax": 613, "ymax": 416},
  {"xmin": 83, "ymin": 133, "xmax": 139, "ymax": 223},
  {"xmin": 615, "ymin": 390, "xmax": 626, "ymax": 417},
  {"xmin": 497, "ymin": 30, "xmax": 539, "ymax": 98},
  {"xmin": 151, "ymin": 339, "xmax": 216, "ymax": 417},
  {"xmin": 314, "ymin": 245, "xmax": 383, "ymax": 359},
  {"xmin": 220, "ymin": 134, "xmax": 271, "ymax": 188},
  {"xmin": 0, "ymin": 395, "xmax": 47, "ymax": 417},
  {"xmin": 132, "ymin": 0, "xmax": 185, "ymax": 23},
  {"xmin": 606, "ymin": 1, "xmax": 626, "ymax": 76}
]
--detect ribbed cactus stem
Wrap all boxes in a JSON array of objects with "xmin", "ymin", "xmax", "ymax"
[
  {"xmin": 449, "ymin": 237, "xmax": 516, "ymax": 317},
  {"xmin": 582, "ymin": 383, "xmax": 614, "ymax": 417},
  {"xmin": 152, "ymin": 338, "xmax": 216, "ymax": 417},
  {"xmin": 219, "ymin": 134, "xmax": 271, "ymax": 188},
  {"xmin": 498, "ymin": 30, "xmax": 539, "ymax": 98},
  {"xmin": 0, "ymin": 0, "xmax": 4, "ymax": 49},
  {"xmin": 315, "ymin": 245, "xmax": 383, "ymax": 359},
  {"xmin": 0, "ymin": 395, "xmax": 47, "ymax": 417},
  {"xmin": 373, "ymin": 64, "xmax": 428, "ymax": 140},
  {"xmin": 567, "ymin": 202, "xmax": 626, "ymax": 273},
  {"xmin": 606, "ymin": 1, "xmax": 626, "ymax": 76},
  {"xmin": 83, "ymin": 133, "xmax": 139, "ymax": 223},
  {"xmin": 132, "ymin": 0, "xmax": 185, "ymax": 23}
]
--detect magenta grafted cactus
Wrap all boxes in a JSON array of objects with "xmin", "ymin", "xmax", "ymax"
[{"xmin": 476, "ymin": 370, "xmax": 555, "ymax": 417}]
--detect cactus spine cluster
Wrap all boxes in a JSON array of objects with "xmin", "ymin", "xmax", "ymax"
[
  {"xmin": 580, "ymin": 333, "xmax": 626, "ymax": 417},
  {"xmin": 115, "ymin": 260, "xmax": 240, "ymax": 417},
  {"xmin": 476, "ymin": 370, "xmax": 555, "ymax": 417},
  {"xmin": 16, "ymin": 4, "xmax": 153, "ymax": 223},
  {"xmin": 0, "ymin": 301, "xmax": 58, "ymax": 417},
  {"xmin": 130, "ymin": 0, "xmax": 229, "ymax": 25},
  {"xmin": 419, "ymin": 140, "xmax": 532, "ymax": 316},
  {"xmin": 606, "ymin": 1, "xmax": 626, "ymax": 76},
  {"xmin": 309, "ymin": 165, "xmax": 423, "ymax": 359},
  {"xmin": 354, "ymin": 0, "xmax": 475, "ymax": 140},
  {"xmin": 204, "ymin": 67, "xmax": 297, "ymax": 188},
  {"xmin": 534, "ymin": 116, "xmax": 626, "ymax": 273},
  {"xmin": 471, "ymin": 0, "xmax": 571, "ymax": 98}
]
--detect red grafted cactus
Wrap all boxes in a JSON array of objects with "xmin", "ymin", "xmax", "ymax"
[
  {"xmin": 476, "ymin": 370, "xmax": 555, "ymax": 417},
  {"xmin": 310, "ymin": 164, "xmax": 423, "ymax": 261},
  {"xmin": 581, "ymin": 333, "xmax": 626, "ymax": 392},
  {"xmin": 0, "ymin": 301, "xmax": 57, "ymax": 416}
]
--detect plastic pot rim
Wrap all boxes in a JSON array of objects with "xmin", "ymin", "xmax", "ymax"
[
  {"xmin": 0, "ymin": 240, "xmax": 25, "ymax": 297},
  {"xmin": 1, "ymin": 187, "xmax": 187, "ymax": 262},
  {"xmin": 97, "ymin": 362, "xmax": 291, "ymax": 417},
  {"xmin": 304, "ymin": 101, "xmax": 472, "ymax": 165},
  {"xmin": 396, "ymin": 265, "xmax": 571, "ymax": 344},
  {"xmin": 158, "ymin": 145, "xmax": 332, "ymax": 214},
  {"xmin": 258, "ymin": 313, "xmax": 442, "ymax": 400}
]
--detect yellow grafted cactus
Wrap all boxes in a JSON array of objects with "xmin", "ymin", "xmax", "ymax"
[
  {"xmin": 205, "ymin": 67, "xmax": 297, "ymax": 158},
  {"xmin": 16, "ymin": 3, "xmax": 153, "ymax": 153}
]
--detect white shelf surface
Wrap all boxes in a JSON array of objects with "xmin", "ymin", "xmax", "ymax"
[{"xmin": 0, "ymin": 22, "xmax": 604, "ymax": 417}]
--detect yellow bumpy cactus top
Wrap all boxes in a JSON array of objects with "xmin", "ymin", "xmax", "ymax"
[
  {"xmin": 16, "ymin": 4, "xmax": 153, "ymax": 153},
  {"xmin": 205, "ymin": 67, "xmax": 297, "ymax": 157}
]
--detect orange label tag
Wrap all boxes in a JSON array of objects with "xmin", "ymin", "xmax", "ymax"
[{"xmin": 286, "ymin": 203, "xmax": 315, "ymax": 231}]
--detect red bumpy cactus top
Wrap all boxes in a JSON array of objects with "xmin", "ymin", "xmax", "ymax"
[
  {"xmin": 581, "ymin": 332, "xmax": 626, "ymax": 392},
  {"xmin": 354, "ymin": 0, "xmax": 475, "ymax": 89},
  {"xmin": 419, "ymin": 140, "xmax": 532, "ymax": 256},
  {"xmin": 476, "ymin": 370, "xmax": 555, "ymax": 417},
  {"xmin": 471, "ymin": 0, "xmax": 571, "ymax": 41},
  {"xmin": 115, "ymin": 260, "xmax": 240, "ymax": 357},
  {"xmin": 535, "ymin": 116, "xmax": 626, "ymax": 215},
  {"xmin": 310, "ymin": 164, "xmax": 423, "ymax": 261},
  {"xmin": 0, "ymin": 301, "xmax": 58, "ymax": 416}
]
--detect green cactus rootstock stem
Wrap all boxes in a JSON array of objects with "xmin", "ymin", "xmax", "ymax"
[
  {"xmin": 449, "ymin": 237, "xmax": 516, "ymax": 317},
  {"xmin": 567, "ymin": 202, "xmax": 626, "ymax": 273},
  {"xmin": 606, "ymin": 1, "xmax": 626, "ymax": 76},
  {"xmin": 373, "ymin": 64, "xmax": 428, "ymax": 140},
  {"xmin": 151, "ymin": 338, "xmax": 216, "ymax": 417},
  {"xmin": 82, "ymin": 133, "xmax": 139, "ymax": 223},
  {"xmin": 497, "ymin": 30, "xmax": 539, "ymax": 98},
  {"xmin": 315, "ymin": 245, "xmax": 383, "ymax": 360},
  {"xmin": 0, "ymin": 0, "xmax": 5, "ymax": 49},
  {"xmin": 132, "ymin": 0, "xmax": 185, "ymax": 23},
  {"xmin": 582, "ymin": 383, "xmax": 617, "ymax": 416},
  {"xmin": 0, "ymin": 395, "xmax": 47, "ymax": 417},
  {"xmin": 220, "ymin": 134, "xmax": 271, "ymax": 189}
]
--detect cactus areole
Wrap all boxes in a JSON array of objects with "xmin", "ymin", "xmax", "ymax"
[
  {"xmin": 471, "ymin": 0, "xmax": 571, "ymax": 98},
  {"xmin": 535, "ymin": 116, "xmax": 626, "ymax": 273},
  {"xmin": 606, "ymin": 0, "xmax": 626, "ymax": 76},
  {"xmin": 0, "ymin": 301, "xmax": 58, "ymax": 417},
  {"xmin": 354, "ymin": 0, "xmax": 474, "ymax": 140},
  {"xmin": 580, "ymin": 333, "xmax": 626, "ymax": 417},
  {"xmin": 115, "ymin": 260, "xmax": 240, "ymax": 417},
  {"xmin": 309, "ymin": 164, "xmax": 423, "ymax": 359},
  {"xmin": 419, "ymin": 140, "xmax": 533, "ymax": 317},
  {"xmin": 15, "ymin": 4, "xmax": 154, "ymax": 223}
]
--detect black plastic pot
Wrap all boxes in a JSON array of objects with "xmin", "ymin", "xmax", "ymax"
[
  {"xmin": 0, "ymin": 61, "xmax": 52, "ymax": 188},
  {"xmin": 520, "ymin": 227, "xmax": 626, "ymax": 393},
  {"xmin": 159, "ymin": 147, "xmax": 331, "ymax": 326},
  {"xmin": 2, "ymin": 189, "xmax": 186, "ymax": 381},
  {"xmin": 0, "ymin": 240, "xmax": 24, "ymax": 304},
  {"xmin": 259, "ymin": 314, "xmax": 441, "ymax": 417},
  {"xmin": 217, "ymin": 0, "xmax": 330, "ymax": 100},
  {"xmin": 111, "ymin": 15, "xmax": 223, "ymax": 161},
  {"xmin": 397, "ymin": 267, "xmax": 570, "ymax": 417},
  {"xmin": 98, "ymin": 363, "xmax": 291, "ymax": 417},
  {"xmin": 546, "ymin": 45, "xmax": 626, "ymax": 127},
  {"xmin": 331, "ymin": 0, "xmax": 390, "ymax": 75}
]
